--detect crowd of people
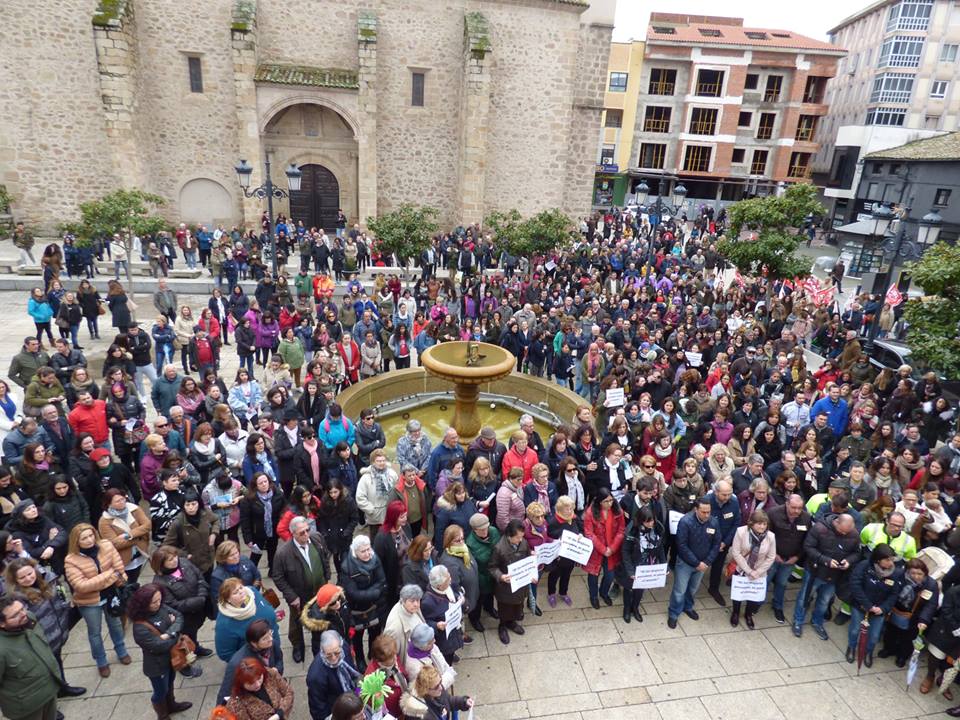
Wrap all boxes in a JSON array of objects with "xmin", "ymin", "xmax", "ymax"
[{"xmin": 2, "ymin": 204, "xmax": 960, "ymax": 720}]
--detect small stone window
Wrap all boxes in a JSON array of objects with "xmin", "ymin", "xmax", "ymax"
[
  {"xmin": 187, "ymin": 56, "xmax": 203, "ymax": 94},
  {"xmin": 411, "ymin": 72, "xmax": 425, "ymax": 107}
]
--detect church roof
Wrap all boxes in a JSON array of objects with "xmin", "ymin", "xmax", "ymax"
[
  {"xmin": 254, "ymin": 64, "xmax": 359, "ymax": 89},
  {"xmin": 865, "ymin": 132, "xmax": 960, "ymax": 162}
]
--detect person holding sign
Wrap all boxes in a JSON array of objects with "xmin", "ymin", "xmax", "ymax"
[
  {"xmin": 545, "ymin": 496, "xmax": 582, "ymax": 607},
  {"xmin": 523, "ymin": 501, "xmax": 550, "ymax": 616},
  {"xmin": 583, "ymin": 488, "xmax": 625, "ymax": 610},
  {"xmin": 727, "ymin": 510, "xmax": 776, "ymax": 629},
  {"xmin": 668, "ymin": 498, "xmax": 720, "ymax": 629},
  {"xmin": 488, "ymin": 519, "xmax": 535, "ymax": 645},
  {"xmin": 421, "ymin": 565, "xmax": 465, "ymax": 664},
  {"xmin": 618, "ymin": 505, "xmax": 666, "ymax": 623}
]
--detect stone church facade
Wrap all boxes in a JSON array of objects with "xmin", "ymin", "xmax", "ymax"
[{"xmin": 0, "ymin": 0, "xmax": 614, "ymax": 235}]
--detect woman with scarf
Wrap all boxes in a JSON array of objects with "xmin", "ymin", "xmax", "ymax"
[
  {"xmin": 356, "ymin": 449, "xmax": 398, "ymax": 538},
  {"xmin": 702, "ymin": 442, "xmax": 735, "ymax": 486},
  {"xmin": 202, "ymin": 467, "xmax": 244, "ymax": 544},
  {"xmin": 488, "ymin": 518, "xmax": 534, "ymax": 645},
  {"xmin": 215, "ymin": 619, "xmax": 284, "ymax": 709},
  {"xmin": 401, "ymin": 535, "xmax": 437, "ymax": 592},
  {"xmin": 188, "ymin": 422, "xmax": 225, "ymax": 487},
  {"xmin": 149, "ymin": 546, "xmax": 209, "ymax": 678},
  {"xmin": 6, "ymin": 496, "xmax": 66, "ymax": 573},
  {"xmin": 162, "ymin": 488, "xmax": 220, "ymax": 577},
  {"xmin": 228, "ymin": 368, "xmax": 262, "ymax": 429},
  {"xmin": 581, "ymin": 342, "xmax": 605, "ymax": 403},
  {"xmin": 340, "ymin": 534, "xmax": 388, "ymax": 666},
  {"xmin": 42, "ymin": 475, "xmax": 89, "ymax": 537},
  {"xmin": 495, "ymin": 468, "xmax": 526, "ymax": 532},
  {"xmin": 728, "ymin": 509, "xmax": 776, "ymax": 628},
  {"xmin": 403, "ymin": 623, "xmax": 455, "ymax": 690},
  {"xmin": 363, "ymin": 634, "xmax": 409, "ymax": 720},
  {"xmin": 64, "ymin": 367, "xmax": 99, "ymax": 407},
  {"xmin": 242, "ymin": 432, "xmax": 279, "ymax": 487},
  {"xmin": 210, "ymin": 540, "xmax": 262, "ymax": 603},
  {"xmin": 522, "ymin": 501, "xmax": 549, "ymax": 617},
  {"xmin": 583, "ymin": 488, "xmax": 625, "ymax": 610},
  {"xmin": 544, "ymin": 496, "xmax": 582, "ymax": 609},
  {"xmin": 239, "ymin": 473, "xmax": 286, "ymax": 574},
  {"xmin": 4, "ymin": 556, "xmax": 86, "ymax": 696},
  {"xmin": 618, "ymin": 504, "xmax": 666, "ymax": 623},
  {"xmin": 523, "ymin": 463, "xmax": 559, "ymax": 516},
  {"xmin": 105, "ymin": 380, "xmax": 146, "ymax": 474},
  {"xmin": 63, "ymin": 523, "xmax": 131, "ymax": 677},
  {"xmin": 555, "ymin": 457, "xmax": 587, "ymax": 516},
  {"xmin": 434, "ymin": 481, "xmax": 479, "ymax": 550},
  {"xmin": 149, "ymin": 469, "xmax": 185, "ymax": 542},
  {"xmin": 402, "ymin": 664, "xmax": 473, "ymax": 720},
  {"xmin": 215, "ymin": 577, "xmax": 282, "ymax": 662},
  {"xmin": 98, "ymin": 487, "xmax": 151, "ymax": 584},
  {"xmin": 439, "ymin": 521, "xmax": 478, "ymax": 627},
  {"xmin": 307, "ymin": 630, "xmax": 362, "ymax": 720},
  {"xmin": 16, "ymin": 443, "xmax": 57, "ymax": 504},
  {"xmin": 879, "ymin": 558, "xmax": 938, "ymax": 667},
  {"xmin": 845, "ymin": 543, "xmax": 902, "ymax": 667}
]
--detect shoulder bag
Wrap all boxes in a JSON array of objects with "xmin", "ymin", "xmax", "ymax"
[{"xmin": 137, "ymin": 620, "xmax": 197, "ymax": 671}]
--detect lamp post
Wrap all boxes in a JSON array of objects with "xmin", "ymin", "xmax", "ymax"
[
  {"xmin": 635, "ymin": 179, "xmax": 687, "ymax": 283},
  {"xmin": 234, "ymin": 157, "xmax": 302, "ymax": 277}
]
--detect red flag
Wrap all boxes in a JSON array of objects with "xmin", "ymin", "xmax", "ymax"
[
  {"xmin": 886, "ymin": 286, "xmax": 904, "ymax": 307},
  {"xmin": 815, "ymin": 285, "xmax": 836, "ymax": 306}
]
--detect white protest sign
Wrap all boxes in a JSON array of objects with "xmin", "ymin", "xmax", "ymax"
[
  {"xmin": 444, "ymin": 600, "xmax": 462, "ymax": 637},
  {"xmin": 669, "ymin": 510, "xmax": 684, "ymax": 535},
  {"xmin": 632, "ymin": 563, "xmax": 668, "ymax": 589},
  {"xmin": 730, "ymin": 575, "xmax": 767, "ymax": 602},
  {"xmin": 604, "ymin": 387, "xmax": 625, "ymax": 407},
  {"xmin": 559, "ymin": 530, "xmax": 594, "ymax": 565},
  {"xmin": 535, "ymin": 541, "xmax": 561, "ymax": 566},
  {"xmin": 684, "ymin": 351, "xmax": 703, "ymax": 367},
  {"xmin": 507, "ymin": 555, "xmax": 538, "ymax": 593}
]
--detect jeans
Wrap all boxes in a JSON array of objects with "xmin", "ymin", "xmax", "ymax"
[
  {"xmin": 133, "ymin": 362, "xmax": 158, "ymax": 397},
  {"xmin": 184, "ymin": 250, "xmax": 198, "ymax": 269},
  {"xmin": 156, "ymin": 346, "xmax": 173, "ymax": 372},
  {"xmin": 587, "ymin": 557, "xmax": 615, "ymax": 601},
  {"xmin": 77, "ymin": 604, "xmax": 127, "ymax": 668},
  {"xmin": 19, "ymin": 247, "xmax": 36, "ymax": 266},
  {"xmin": 148, "ymin": 668, "xmax": 176, "ymax": 704},
  {"xmin": 668, "ymin": 559, "xmax": 704, "ymax": 620},
  {"xmin": 239, "ymin": 354, "xmax": 254, "ymax": 374},
  {"xmin": 69, "ymin": 323, "xmax": 81, "ymax": 347},
  {"xmin": 848, "ymin": 607, "xmax": 885, "ymax": 653},
  {"xmin": 768, "ymin": 560, "xmax": 796, "ymax": 611},
  {"xmin": 114, "ymin": 260, "xmax": 127, "ymax": 280},
  {"xmin": 86, "ymin": 317, "xmax": 99, "ymax": 337},
  {"xmin": 792, "ymin": 572, "xmax": 835, "ymax": 628}
]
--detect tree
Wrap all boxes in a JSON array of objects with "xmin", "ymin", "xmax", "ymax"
[
  {"xmin": 59, "ymin": 189, "xmax": 167, "ymax": 291},
  {"xmin": 718, "ymin": 183, "xmax": 825, "ymax": 282},
  {"xmin": 518, "ymin": 208, "xmax": 575, "ymax": 258},
  {"xmin": 366, "ymin": 203, "xmax": 439, "ymax": 271},
  {"xmin": 483, "ymin": 209, "xmax": 525, "ymax": 256},
  {"xmin": 902, "ymin": 241, "xmax": 960, "ymax": 378}
]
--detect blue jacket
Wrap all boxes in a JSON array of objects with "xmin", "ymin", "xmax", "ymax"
[
  {"xmin": 318, "ymin": 413, "xmax": 356, "ymax": 450},
  {"xmin": 27, "ymin": 297, "xmax": 54, "ymax": 323},
  {"xmin": 675, "ymin": 510, "xmax": 721, "ymax": 567},
  {"xmin": 707, "ymin": 492, "xmax": 740, "ymax": 547},
  {"xmin": 209, "ymin": 557, "xmax": 262, "ymax": 603},
  {"xmin": 849, "ymin": 559, "xmax": 903, "ymax": 615},
  {"xmin": 810, "ymin": 396, "xmax": 850, "ymax": 436},
  {"xmin": 214, "ymin": 586, "xmax": 281, "ymax": 661},
  {"xmin": 426, "ymin": 443, "xmax": 466, "ymax": 492},
  {"xmin": 434, "ymin": 497, "xmax": 479, "ymax": 548}
]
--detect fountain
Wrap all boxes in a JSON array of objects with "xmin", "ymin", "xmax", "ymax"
[{"xmin": 419, "ymin": 341, "xmax": 517, "ymax": 441}]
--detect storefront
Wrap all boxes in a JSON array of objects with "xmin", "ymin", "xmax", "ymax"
[{"xmin": 593, "ymin": 164, "xmax": 627, "ymax": 208}]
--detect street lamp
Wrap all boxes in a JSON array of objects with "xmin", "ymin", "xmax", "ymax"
[
  {"xmin": 917, "ymin": 208, "xmax": 943, "ymax": 246},
  {"xmin": 635, "ymin": 179, "xmax": 687, "ymax": 281},
  {"xmin": 234, "ymin": 157, "xmax": 302, "ymax": 276}
]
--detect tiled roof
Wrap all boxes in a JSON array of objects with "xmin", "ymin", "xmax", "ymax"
[
  {"xmin": 254, "ymin": 64, "xmax": 358, "ymax": 89},
  {"xmin": 645, "ymin": 22, "xmax": 842, "ymax": 53},
  {"xmin": 865, "ymin": 132, "xmax": 960, "ymax": 161}
]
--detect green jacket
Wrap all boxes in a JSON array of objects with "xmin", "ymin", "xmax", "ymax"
[
  {"xmin": 277, "ymin": 338, "xmax": 305, "ymax": 370},
  {"xmin": 0, "ymin": 615, "xmax": 61, "ymax": 719},
  {"xmin": 8, "ymin": 349, "xmax": 50, "ymax": 389},
  {"xmin": 466, "ymin": 525, "xmax": 501, "ymax": 595},
  {"xmin": 24, "ymin": 379, "xmax": 66, "ymax": 413},
  {"xmin": 294, "ymin": 273, "xmax": 312, "ymax": 297}
]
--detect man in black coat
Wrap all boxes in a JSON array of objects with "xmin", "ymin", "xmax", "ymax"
[
  {"xmin": 272, "ymin": 517, "xmax": 330, "ymax": 663},
  {"xmin": 39, "ymin": 404, "xmax": 74, "ymax": 471},
  {"xmin": 272, "ymin": 409, "xmax": 302, "ymax": 495}
]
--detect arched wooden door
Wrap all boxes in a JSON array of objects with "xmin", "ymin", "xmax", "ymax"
[{"xmin": 288, "ymin": 164, "xmax": 340, "ymax": 232}]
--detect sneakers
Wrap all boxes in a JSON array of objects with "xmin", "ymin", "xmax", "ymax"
[
  {"xmin": 547, "ymin": 594, "xmax": 557, "ymax": 608},
  {"xmin": 792, "ymin": 623, "xmax": 802, "ymax": 638},
  {"xmin": 812, "ymin": 624, "xmax": 829, "ymax": 641},
  {"xmin": 773, "ymin": 607, "xmax": 785, "ymax": 624},
  {"xmin": 560, "ymin": 595, "xmax": 572, "ymax": 606}
]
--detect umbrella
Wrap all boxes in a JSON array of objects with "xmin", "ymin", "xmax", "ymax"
[
  {"xmin": 906, "ymin": 633, "xmax": 925, "ymax": 691},
  {"xmin": 856, "ymin": 619, "xmax": 870, "ymax": 675}
]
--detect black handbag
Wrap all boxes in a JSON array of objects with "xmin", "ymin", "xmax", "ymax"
[{"xmin": 103, "ymin": 582, "xmax": 139, "ymax": 617}]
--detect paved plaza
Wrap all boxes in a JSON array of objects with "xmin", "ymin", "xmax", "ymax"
[{"xmin": 0, "ymin": 286, "xmax": 950, "ymax": 720}]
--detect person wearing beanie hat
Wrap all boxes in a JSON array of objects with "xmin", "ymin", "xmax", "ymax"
[
  {"xmin": 301, "ymin": 584, "xmax": 352, "ymax": 648},
  {"xmin": 464, "ymin": 512, "xmax": 500, "ymax": 634},
  {"xmin": 89, "ymin": 447, "xmax": 111, "ymax": 463},
  {"xmin": 162, "ymin": 484, "xmax": 220, "ymax": 576}
]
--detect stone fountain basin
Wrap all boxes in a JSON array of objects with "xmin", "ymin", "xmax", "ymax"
[{"xmin": 419, "ymin": 341, "xmax": 516, "ymax": 383}]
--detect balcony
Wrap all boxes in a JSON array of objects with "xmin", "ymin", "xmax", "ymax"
[
  {"xmin": 648, "ymin": 80, "xmax": 675, "ymax": 95},
  {"xmin": 756, "ymin": 125, "xmax": 774, "ymax": 140},
  {"xmin": 689, "ymin": 120, "xmax": 717, "ymax": 135},
  {"xmin": 795, "ymin": 126, "xmax": 815, "ymax": 142},
  {"xmin": 788, "ymin": 164, "xmax": 812, "ymax": 179},
  {"xmin": 695, "ymin": 82, "xmax": 722, "ymax": 97},
  {"xmin": 643, "ymin": 119, "xmax": 670, "ymax": 133}
]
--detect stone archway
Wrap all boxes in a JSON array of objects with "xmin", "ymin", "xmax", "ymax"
[
  {"xmin": 178, "ymin": 178, "xmax": 234, "ymax": 225},
  {"xmin": 261, "ymin": 103, "xmax": 358, "ymax": 229}
]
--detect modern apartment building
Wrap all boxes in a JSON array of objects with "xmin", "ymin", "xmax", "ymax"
[
  {"xmin": 629, "ymin": 13, "xmax": 843, "ymax": 206},
  {"xmin": 814, "ymin": 0, "xmax": 960, "ymax": 225},
  {"xmin": 594, "ymin": 41, "xmax": 645, "ymax": 207}
]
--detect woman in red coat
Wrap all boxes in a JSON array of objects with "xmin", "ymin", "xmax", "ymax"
[
  {"xmin": 582, "ymin": 487, "xmax": 625, "ymax": 609},
  {"xmin": 501, "ymin": 431, "xmax": 539, "ymax": 484}
]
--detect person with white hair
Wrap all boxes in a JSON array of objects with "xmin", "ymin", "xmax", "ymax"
[
  {"xmin": 404, "ymin": 623, "xmax": 456, "ymax": 691},
  {"xmin": 421, "ymin": 564, "xmax": 465, "ymax": 664},
  {"xmin": 396, "ymin": 419, "xmax": 432, "ymax": 476},
  {"xmin": 306, "ymin": 630, "xmax": 362, "ymax": 720},
  {"xmin": 340, "ymin": 534, "xmax": 388, "ymax": 666},
  {"xmin": 383, "ymin": 584, "xmax": 427, "ymax": 661}
]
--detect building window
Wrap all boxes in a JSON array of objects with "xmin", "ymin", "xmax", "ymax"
[
  {"xmin": 609, "ymin": 72, "xmax": 628, "ymax": 92},
  {"xmin": 940, "ymin": 44, "xmax": 959, "ymax": 62},
  {"xmin": 756, "ymin": 112, "xmax": 776, "ymax": 140},
  {"xmin": 731, "ymin": 148, "xmax": 746, "ymax": 163},
  {"xmin": 867, "ymin": 182, "xmax": 880, "ymax": 199},
  {"xmin": 931, "ymin": 81, "xmax": 949, "ymax": 98},
  {"xmin": 870, "ymin": 72, "xmax": 914, "ymax": 103},
  {"xmin": 695, "ymin": 69, "xmax": 724, "ymax": 97},
  {"xmin": 745, "ymin": 31, "xmax": 768, "ymax": 40},
  {"xmin": 878, "ymin": 36, "xmax": 924, "ymax": 68},
  {"xmin": 600, "ymin": 145, "xmax": 616, "ymax": 165},
  {"xmin": 643, "ymin": 106, "xmax": 671, "ymax": 133},
  {"xmin": 604, "ymin": 109, "xmax": 623, "ymax": 128},
  {"xmin": 738, "ymin": 111, "xmax": 752, "ymax": 127},
  {"xmin": 648, "ymin": 68, "xmax": 676, "ymax": 95},
  {"xmin": 689, "ymin": 107, "xmax": 718, "ymax": 135},
  {"xmin": 788, "ymin": 152, "xmax": 812, "ymax": 179},
  {"xmin": 652, "ymin": 26, "xmax": 676, "ymax": 34},
  {"xmin": 886, "ymin": 0, "xmax": 933, "ymax": 31},
  {"xmin": 750, "ymin": 149, "xmax": 769, "ymax": 175},
  {"xmin": 682, "ymin": 145, "xmax": 712, "ymax": 172},
  {"xmin": 638, "ymin": 143, "xmax": 666, "ymax": 169},
  {"xmin": 699, "ymin": 28, "xmax": 723, "ymax": 37},
  {"xmin": 411, "ymin": 72, "xmax": 425, "ymax": 106},
  {"xmin": 744, "ymin": 73, "xmax": 759, "ymax": 90},
  {"xmin": 865, "ymin": 108, "xmax": 907, "ymax": 126},
  {"xmin": 764, "ymin": 75, "xmax": 783, "ymax": 102},
  {"xmin": 795, "ymin": 115, "xmax": 818, "ymax": 141},
  {"xmin": 803, "ymin": 76, "xmax": 827, "ymax": 103},
  {"xmin": 935, "ymin": 188, "xmax": 952, "ymax": 207},
  {"xmin": 187, "ymin": 56, "xmax": 203, "ymax": 93}
]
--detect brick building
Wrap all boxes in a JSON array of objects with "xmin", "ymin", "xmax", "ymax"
[
  {"xmin": 630, "ymin": 13, "xmax": 845, "ymax": 206},
  {"xmin": 0, "ymin": 0, "xmax": 614, "ymax": 234}
]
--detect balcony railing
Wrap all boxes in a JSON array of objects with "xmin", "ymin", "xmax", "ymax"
[
  {"xmin": 689, "ymin": 120, "xmax": 717, "ymax": 135},
  {"xmin": 695, "ymin": 82, "xmax": 722, "ymax": 97},
  {"xmin": 643, "ymin": 119, "xmax": 670, "ymax": 133},
  {"xmin": 750, "ymin": 161, "xmax": 768, "ymax": 175},
  {"xmin": 763, "ymin": 90, "xmax": 781, "ymax": 102},
  {"xmin": 795, "ymin": 126, "xmax": 815, "ymax": 141},
  {"xmin": 756, "ymin": 125, "xmax": 774, "ymax": 140},
  {"xmin": 648, "ymin": 81, "xmax": 675, "ymax": 95},
  {"xmin": 788, "ymin": 164, "xmax": 811, "ymax": 178}
]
